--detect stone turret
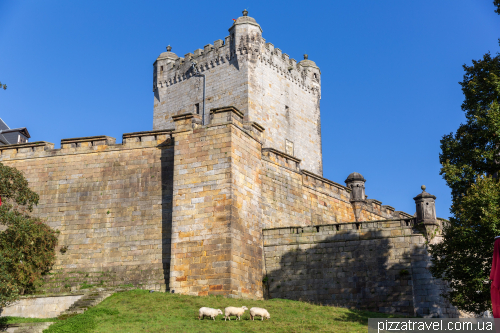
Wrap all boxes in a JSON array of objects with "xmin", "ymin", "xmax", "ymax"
[
  {"xmin": 229, "ymin": 9, "xmax": 262, "ymax": 39},
  {"xmin": 414, "ymin": 185, "xmax": 441, "ymax": 244},
  {"xmin": 413, "ymin": 185, "xmax": 437, "ymax": 225},
  {"xmin": 345, "ymin": 172, "xmax": 366, "ymax": 202}
]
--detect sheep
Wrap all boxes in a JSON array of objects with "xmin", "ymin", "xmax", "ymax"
[
  {"xmin": 224, "ymin": 306, "xmax": 248, "ymax": 321},
  {"xmin": 250, "ymin": 307, "xmax": 271, "ymax": 321},
  {"xmin": 198, "ymin": 307, "xmax": 223, "ymax": 320}
]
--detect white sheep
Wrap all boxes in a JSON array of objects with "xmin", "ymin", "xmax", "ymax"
[
  {"xmin": 250, "ymin": 307, "xmax": 270, "ymax": 321},
  {"xmin": 198, "ymin": 307, "xmax": 223, "ymax": 320},
  {"xmin": 224, "ymin": 306, "xmax": 248, "ymax": 321}
]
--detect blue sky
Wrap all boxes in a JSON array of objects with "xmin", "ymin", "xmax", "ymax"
[{"xmin": 1, "ymin": 0, "xmax": 499, "ymax": 219}]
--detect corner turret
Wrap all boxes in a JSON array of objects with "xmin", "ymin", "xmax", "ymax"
[
  {"xmin": 413, "ymin": 185, "xmax": 437, "ymax": 225},
  {"xmin": 345, "ymin": 172, "xmax": 366, "ymax": 202},
  {"xmin": 153, "ymin": 45, "xmax": 179, "ymax": 91}
]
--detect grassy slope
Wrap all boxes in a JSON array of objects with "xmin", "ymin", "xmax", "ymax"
[
  {"xmin": 43, "ymin": 289, "xmax": 396, "ymax": 333},
  {"xmin": 0, "ymin": 317, "xmax": 57, "ymax": 325}
]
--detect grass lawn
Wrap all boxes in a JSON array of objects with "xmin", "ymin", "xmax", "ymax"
[
  {"xmin": 0, "ymin": 316, "xmax": 58, "ymax": 325},
  {"xmin": 43, "ymin": 289, "xmax": 396, "ymax": 333}
]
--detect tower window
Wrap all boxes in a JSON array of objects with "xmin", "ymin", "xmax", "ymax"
[
  {"xmin": 195, "ymin": 103, "xmax": 200, "ymax": 115},
  {"xmin": 160, "ymin": 66, "xmax": 163, "ymax": 75}
]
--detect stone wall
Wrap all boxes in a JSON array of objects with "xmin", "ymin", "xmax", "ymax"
[
  {"xmin": 263, "ymin": 220, "xmax": 459, "ymax": 317},
  {"xmin": 0, "ymin": 130, "xmax": 174, "ymax": 293},
  {"xmin": 0, "ymin": 294, "xmax": 84, "ymax": 318},
  {"xmin": 168, "ymin": 108, "xmax": 264, "ymax": 298},
  {"xmin": 260, "ymin": 148, "xmax": 402, "ymax": 229},
  {"xmin": 0, "ymin": 105, "xmax": 454, "ymax": 313}
]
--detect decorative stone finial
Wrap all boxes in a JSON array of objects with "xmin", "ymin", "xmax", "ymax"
[
  {"xmin": 304, "ymin": 54, "xmax": 308, "ymax": 60},
  {"xmin": 242, "ymin": 9, "xmax": 248, "ymax": 16},
  {"xmin": 421, "ymin": 185, "xmax": 426, "ymax": 192},
  {"xmin": 166, "ymin": 45, "xmax": 172, "ymax": 52}
]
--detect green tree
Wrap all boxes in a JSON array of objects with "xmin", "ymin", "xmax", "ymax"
[
  {"xmin": 0, "ymin": 162, "xmax": 58, "ymax": 307},
  {"xmin": 0, "ymin": 81, "xmax": 6, "ymax": 90},
  {"xmin": 428, "ymin": 49, "xmax": 500, "ymax": 313}
]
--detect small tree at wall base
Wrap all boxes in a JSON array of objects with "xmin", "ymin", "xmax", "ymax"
[
  {"xmin": 428, "ymin": 52, "xmax": 500, "ymax": 314},
  {"xmin": 0, "ymin": 162, "xmax": 58, "ymax": 307}
]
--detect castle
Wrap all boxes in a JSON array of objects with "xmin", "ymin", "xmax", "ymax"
[{"xmin": 0, "ymin": 11, "xmax": 458, "ymax": 317}]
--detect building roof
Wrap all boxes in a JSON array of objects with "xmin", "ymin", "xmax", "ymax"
[
  {"xmin": 0, "ymin": 127, "xmax": 31, "ymax": 138},
  {"xmin": 345, "ymin": 172, "xmax": 366, "ymax": 183},
  {"xmin": 0, "ymin": 118, "xmax": 10, "ymax": 131},
  {"xmin": 156, "ymin": 45, "xmax": 178, "ymax": 62},
  {"xmin": 230, "ymin": 9, "xmax": 262, "ymax": 33}
]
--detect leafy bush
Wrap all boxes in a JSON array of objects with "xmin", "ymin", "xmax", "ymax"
[{"xmin": 0, "ymin": 162, "xmax": 58, "ymax": 307}]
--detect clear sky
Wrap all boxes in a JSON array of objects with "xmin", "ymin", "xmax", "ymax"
[{"xmin": 1, "ymin": 0, "xmax": 499, "ymax": 219}]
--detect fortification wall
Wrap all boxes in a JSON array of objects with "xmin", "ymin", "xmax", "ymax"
[
  {"xmin": 168, "ymin": 108, "xmax": 264, "ymax": 298},
  {"xmin": 263, "ymin": 220, "xmax": 459, "ymax": 317},
  {"xmin": 0, "ymin": 131, "xmax": 174, "ymax": 293},
  {"xmin": 260, "ymin": 148, "xmax": 398, "ymax": 229}
]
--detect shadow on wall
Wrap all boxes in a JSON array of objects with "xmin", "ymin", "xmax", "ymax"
[
  {"xmin": 264, "ymin": 228, "xmax": 423, "ymax": 316},
  {"xmin": 160, "ymin": 142, "xmax": 174, "ymax": 289}
]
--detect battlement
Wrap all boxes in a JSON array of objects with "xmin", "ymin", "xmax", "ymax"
[
  {"xmin": 154, "ymin": 36, "xmax": 320, "ymax": 96},
  {"xmin": 263, "ymin": 218, "xmax": 417, "ymax": 247},
  {"xmin": 0, "ymin": 130, "xmax": 173, "ymax": 161}
]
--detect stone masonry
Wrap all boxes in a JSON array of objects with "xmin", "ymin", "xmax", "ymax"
[
  {"xmin": 153, "ymin": 10, "xmax": 322, "ymax": 174},
  {"xmin": 263, "ymin": 220, "xmax": 458, "ymax": 317},
  {"xmin": 0, "ymin": 10, "xmax": 458, "ymax": 317}
]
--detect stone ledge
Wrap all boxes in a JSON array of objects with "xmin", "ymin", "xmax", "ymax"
[
  {"xmin": 301, "ymin": 170, "xmax": 350, "ymax": 192},
  {"xmin": 262, "ymin": 148, "xmax": 300, "ymax": 163},
  {"xmin": 262, "ymin": 147, "xmax": 301, "ymax": 171},
  {"xmin": 172, "ymin": 113, "xmax": 196, "ymax": 121},
  {"xmin": 0, "ymin": 141, "xmax": 54, "ymax": 151},
  {"xmin": 262, "ymin": 218, "xmax": 415, "ymax": 233},
  {"xmin": 209, "ymin": 106, "xmax": 244, "ymax": 119},
  {"xmin": 122, "ymin": 129, "xmax": 173, "ymax": 139},
  {"xmin": 61, "ymin": 135, "xmax": 116, "ymax": 149},
  {"xmin": 245, "ymin": 122, "xmax": 265, "ymax": 132},
  {"xmin": 382, "ymin": 205, "xmax": 396, "ymax": 212}
]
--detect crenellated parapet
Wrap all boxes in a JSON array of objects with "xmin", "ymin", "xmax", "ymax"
[
  {"xmin": 260, "ymin": 45, "xmax": 321, "ymax": 96},
  {"xmin": 153, "ymin": 11, "xmax": 320, "ymax": 96},
  {"xmin": 0, "ymin": 130, "xmax": 173, "ymax": 161}
]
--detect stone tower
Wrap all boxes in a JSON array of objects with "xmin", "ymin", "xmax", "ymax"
[{"xmin": 152, "ymin": 10, "xmax": 323, "ymax": 175}]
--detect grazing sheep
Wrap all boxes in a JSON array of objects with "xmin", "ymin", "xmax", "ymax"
[
  {"xmin": 250, "ymin": 307, "xmax": 271, "ymax": 321},
  {"xmin": 198, "ymin": 307, "xmax": 223, "ymax": 320},
  {"xmin": 224, "ymin": 306, "xmax": 248, "ymax": 321}
]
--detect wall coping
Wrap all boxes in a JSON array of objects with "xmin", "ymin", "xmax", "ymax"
[
  {"xmin": 395, "ymin": 211, "xmax": 414, "ymax": 219},
  {"xmin": 172, "ymin": 113, "xmax": 196, "ymax": 121},
  {"xmin": 210, "ymin": 106, "xmax": 244, "ymax": 119},
  {"xmin": 366, "ymin": 199, "xmax": 382, "ymax": 205},
  {"xmin": 262, "ymin": 218, "xmax": 415, "ymax": 232},
  {"xmin": 60, "ymin": 136, "xmax": 115, "ymax": 145},
  {"xmin": 382, "ymin": 205, "xmax": 395, "ymax": 212},
  {"xmin": 0, "ymin": 141, "xmax": 53, "ymax": 150},
  {"xmin": 262, "ymin": 147, "xmax": 301, "ymax": 164},
  {"xmin": 122, "ymin": 129, "xmax": 173, "ymax": 139},
  {"xmin": 245, "ymin": 121, "xmax": 265, "ymax": 132},
  {"xmin": 301, "ymin": 170, "xmax": 349, "ymax": 192}
]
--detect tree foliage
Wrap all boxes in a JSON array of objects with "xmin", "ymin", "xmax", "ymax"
[
  {"xmin": 0, "ymin": 81, "xmax": 6, "ymax": 90},
  {"xmin": 429, "ymin": 52, "xmax": 500, "ymax": 313},
  {"xmin": 0, "ymin": 162, "xmax": 58, "ymax": 307}
]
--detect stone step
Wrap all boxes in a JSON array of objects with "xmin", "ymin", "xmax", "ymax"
[{"xmin": 5, "ymin": 322, "xmax": 54, "ymax": 333}]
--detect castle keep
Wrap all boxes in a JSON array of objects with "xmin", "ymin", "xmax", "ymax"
[{"xmin": 0, "ymin": 11, "xmax": 457, "ymax": 317}]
